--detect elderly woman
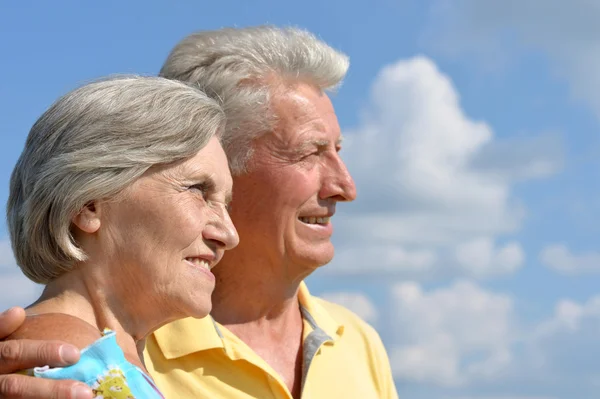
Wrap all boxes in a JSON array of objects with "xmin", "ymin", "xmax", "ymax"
[{"xmin": 6, "ymin": 76, "xmax": 239, "ymax": 397}]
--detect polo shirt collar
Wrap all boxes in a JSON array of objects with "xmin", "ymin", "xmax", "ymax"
[
  {"xmin": 152, "ymin": 281, "xmax": 345, "ymax": 360},
  {"xmin": 152, "ymin": 315, "xmax": 223, "ymax": 360},
  {"xmin": 297, "ymin": 282, "xmax": 345, "ymax": 339}
]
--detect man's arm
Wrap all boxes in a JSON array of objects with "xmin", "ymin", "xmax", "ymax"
[{"xmin": 0, "ymin": 307, "xmax": 93, "ymax": 399}]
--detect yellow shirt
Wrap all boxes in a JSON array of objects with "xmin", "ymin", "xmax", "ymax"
[{"xmin": 144, "ymin": 283, "xmax": 398, "ymax": 398}]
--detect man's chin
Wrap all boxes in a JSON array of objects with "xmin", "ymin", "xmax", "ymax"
[{"xmin": 294, "ymin": 243, "xmax": 335, "ymax": 271}]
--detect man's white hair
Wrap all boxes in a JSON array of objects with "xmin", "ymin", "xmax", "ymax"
[
  {"xmin": 8, "ymin": 76, "xmax": 225, "ymax": 284},
  {"xmin": 160, "ymin": 25, "xmax": 349, "ymax": 174}
]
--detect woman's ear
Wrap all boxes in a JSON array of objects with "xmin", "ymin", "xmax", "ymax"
[{"xmin": 72, "ymin": 202, "xmax": 101, "ymax": 234}]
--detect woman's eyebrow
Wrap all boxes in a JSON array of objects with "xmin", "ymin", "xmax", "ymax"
[{"xmin": 190, "ymin": 174, "xmax": 233, "ymax": 204}]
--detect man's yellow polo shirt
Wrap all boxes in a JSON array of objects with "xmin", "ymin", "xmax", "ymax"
[{"xmin": 144, "ymin": 283, "xmax": 398, "ymax": 398}]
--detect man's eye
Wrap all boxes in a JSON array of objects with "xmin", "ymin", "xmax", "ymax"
[{"xmin": 302, "ymin": 151, "xmax": 319, "ymax": 159}]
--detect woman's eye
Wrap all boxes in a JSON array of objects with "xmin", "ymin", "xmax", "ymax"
[{"xmin": 188, "ymin": 184, "xmax": 207, "ymax": 195}]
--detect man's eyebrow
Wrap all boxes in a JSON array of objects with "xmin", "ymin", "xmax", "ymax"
[
  {"xmin": 310, "ymin": 135, "xmax": 344, "ymax": 147},
  {"xmin": 296, "ymin": 135, "xmax": 345, "ymax": 152},
  {"xmin": 312, "ymin": 139, "xmax": 330, "ymax": 147}
]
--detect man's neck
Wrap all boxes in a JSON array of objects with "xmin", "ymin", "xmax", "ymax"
[
  {"xmin": 210, "ymin": 257, "xmax": 306, "ymax": 327},
  {"xmin": 210, "ymin": 255, "xmax": 306, "ymax": 398}
]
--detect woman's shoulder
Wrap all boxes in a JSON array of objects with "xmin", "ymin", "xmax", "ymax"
[
  {"xmin": 8, "ymin": 314, "xmax": 166, "ymax": 398},
  {"xmin": 6, "ymin": 313, "xmax": 102, "ymax": 350}
]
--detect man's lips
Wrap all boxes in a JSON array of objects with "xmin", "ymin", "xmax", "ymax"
[
  {"xmin": 298, "ymin": 208, "xmax": 335, "ymax": 225},
  {"xmin": 298, "ymin": 216, "xmax": 331, "ymax": 225}
]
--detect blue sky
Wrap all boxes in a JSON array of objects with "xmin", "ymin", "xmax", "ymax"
[{"xmin": 1, "ymin": 1, "xmax": 599, "ymax": 398}]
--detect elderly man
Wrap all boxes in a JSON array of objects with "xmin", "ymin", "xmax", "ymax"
[{"xmin": 0, "ymin": 26, "xmax": 398, "ymax": 399}]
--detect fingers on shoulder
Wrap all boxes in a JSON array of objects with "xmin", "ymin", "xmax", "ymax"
[
  {"xmin": 0, "ymin": 373, "xmax": 92, "ymax": 399},
  {"xmin": 0, "ymin": 339, "xmax": 76, "ymax": 373}
]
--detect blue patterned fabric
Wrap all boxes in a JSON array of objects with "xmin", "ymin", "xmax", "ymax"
[{"xmin": 34, "ymin": 330, "xmax": 164, "ymax": 399}]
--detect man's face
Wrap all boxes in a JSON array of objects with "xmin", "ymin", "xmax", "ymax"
[{"xmin": 229, "ymin": 83, "xmax": 356, "ymax": 272}]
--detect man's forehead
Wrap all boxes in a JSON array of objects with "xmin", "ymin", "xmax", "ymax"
[
  {"xmin": 274, "ymin": 83, "xmax": 338, "ymax": 124},
  {"xmin": 268, "ymin": 83, "xmax": 343, "ymax": 148},
  {"xmin": 292, "ymin": 117, "xmax": 343, "ymax": 140}
]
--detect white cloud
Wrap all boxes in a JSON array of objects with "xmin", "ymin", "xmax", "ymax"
[
  {"xmin": 345, "ymin": 57, "xmax": 508, "ymax": 220},
  {"xmin": 520, "ymin": 295, "xmax": 600, "ymax": 390},
  {"xmin": 320, "ymin": 291, "xmax": 378, "ymax": 324},
  {"xmin": 327, "ymin": 56, "xmax": 556, "ymax": 279},
  {"xmin": 533, "ymin": 299, "xmax": 587, "ymax": 336},
  {"xmin": 389, "ymin": 280, "xmax": 515, "ymax": 387},
  {"xmin": 0, "ymin": 239, "xmax": 42, "ymax": 310},
  {"xmin": 455, "ymin": 237, "xmax": 524, "ymax": 277},
  {"xmin": 425, "ymin": 0, "xmax": 600, "ymax": 119},
  {"xmin": 384, "ymin": 280, "xmax": 600, "ymax": 395},
  {"xmin": 328, "ymin": 244, "xmax": 437, "ymax": 275},
  {"xmin": 539, "ymin": 244, "xmax": 600, "ymax": 274},
  {"xmin": 470, "ymin": 134, "xmax": 563, "ymax": 181}
]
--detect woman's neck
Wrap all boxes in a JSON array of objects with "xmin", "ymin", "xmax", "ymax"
[{"xmin": 29, "ymin": 267, "xmax": 157, "ymax": 368}]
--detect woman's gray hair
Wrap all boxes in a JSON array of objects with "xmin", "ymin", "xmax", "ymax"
[
  {"xmin": 159, "ymin": 25, "xmax": 349, "ymax": 174},
  {"xmin": 7, "ymin": 76, "xmax": 225, "ymax": 284}
]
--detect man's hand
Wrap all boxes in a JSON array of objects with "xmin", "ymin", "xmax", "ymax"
[{"xmin": 0, "ymin": 307, "xmax": 93, "ymax": 399}]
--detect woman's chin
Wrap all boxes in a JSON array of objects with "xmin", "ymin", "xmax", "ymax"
[
  {"xmin": 168, "ymin": 271, "xmax": 215, "ymax": 319},
  {"xmin": 175, "ymin": 292, "xmax": 213, "ymax": 320},
  {"xmin": 188, "ymin": 302, "xmax": 212, "ymax": 319}
]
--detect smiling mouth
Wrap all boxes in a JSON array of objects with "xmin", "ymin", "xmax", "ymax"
[
  {"xmin": 185, "ymin": 257, "xmax": 212, "ymax": 271},
  {"xmin": 298, "ymin": 216, "xmax": 331, "ymax": 225}
]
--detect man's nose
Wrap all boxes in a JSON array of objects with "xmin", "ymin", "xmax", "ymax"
[{"xmin": 319, "ymin": 154, "xmax": 357, "ymax": 202}]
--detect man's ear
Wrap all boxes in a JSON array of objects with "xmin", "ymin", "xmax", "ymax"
[{"xmin": 72, "ymin": 202, "xmax": 101, "ymax": 234}]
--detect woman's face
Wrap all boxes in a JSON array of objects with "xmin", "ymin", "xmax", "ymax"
[{"xmin": 94, "ymin": 136, "xmax": 238, "ymax": 323}]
